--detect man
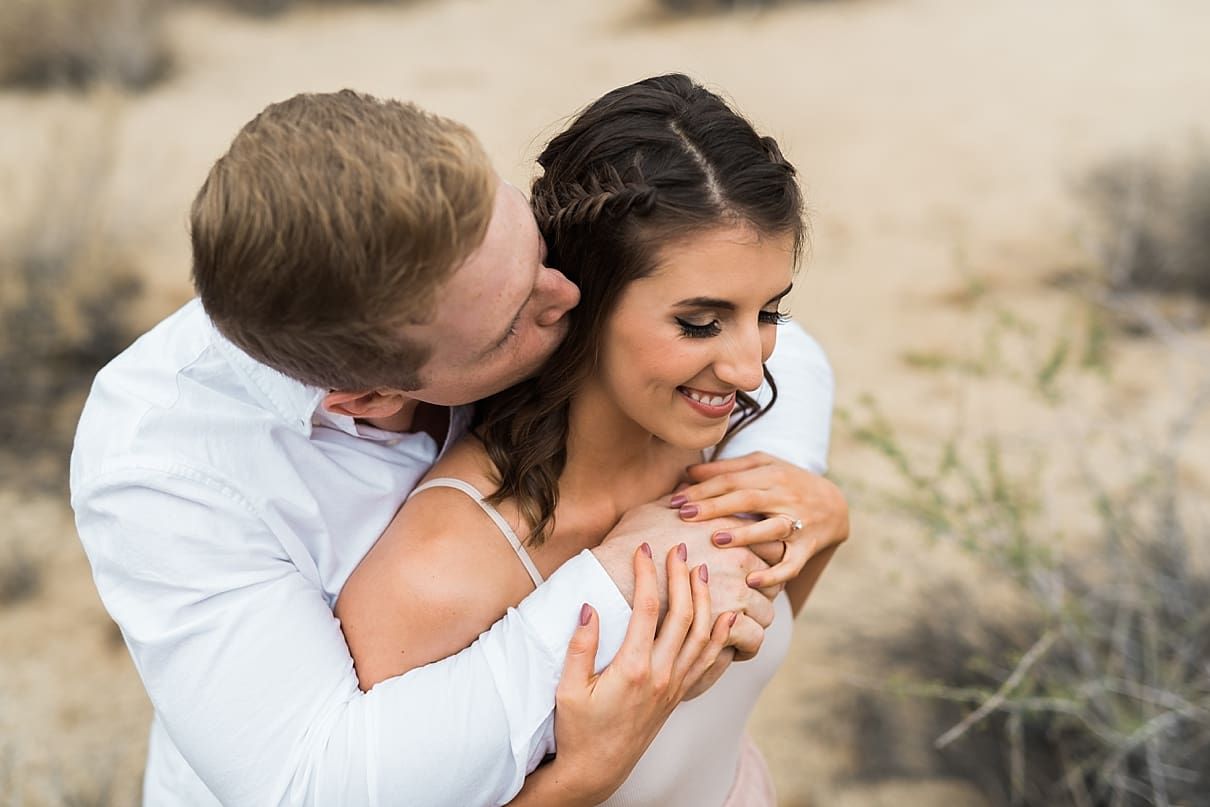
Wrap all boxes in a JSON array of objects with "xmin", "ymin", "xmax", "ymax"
[{"xmin": 71, "ymin": 90, "xmax": 844, "ymax": 806}]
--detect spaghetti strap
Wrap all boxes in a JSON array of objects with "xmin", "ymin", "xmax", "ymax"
[{"xmin": 409, "ymin": 477, "xmax": 545, "ymax": 587}]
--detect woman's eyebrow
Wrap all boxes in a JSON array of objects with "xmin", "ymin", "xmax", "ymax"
[
  {"xmin": 768, "ymin": 283, "xmax": 794, "ymax": 304},
  {"xmin": 673, "ymin": 283, "xmax": 794, "ymax": 311},
  {"xmin": 673, "ymin": 296, "xmax": 735, "ymax": 311}
]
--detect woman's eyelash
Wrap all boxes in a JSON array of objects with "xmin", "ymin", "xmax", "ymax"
[
  {"xmin": 676, "ymin": 317, "xmax": 721, "ymax": 338},
  {"xmin": 677, "ymin": 310, "xmax": 789, "ymax": 338}
]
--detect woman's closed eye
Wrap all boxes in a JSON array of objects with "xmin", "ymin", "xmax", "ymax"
[
  {"xmin": 676, "ymin": 309, "xmax": 789, "ymax": 339},
  {"xmin": 676, "ymin": 317, "xmax": 721, "ymax": 338},
  {"xmin": 758, "ymin": 309, "xmax": 791, "ymax": 326}
]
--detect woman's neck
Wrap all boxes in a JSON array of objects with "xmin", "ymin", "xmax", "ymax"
[{"xmin": 559, "ymin": 379, "xmax": 689, "ymax": 509}]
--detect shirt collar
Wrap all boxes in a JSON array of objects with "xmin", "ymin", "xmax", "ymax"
[
  {"xmin": 208, "ymin": 318, "xmax": 328, "ymax": 437},
  {"xmin": 205, "ymin": 311, "xmax": 464, "ymax": 445}
]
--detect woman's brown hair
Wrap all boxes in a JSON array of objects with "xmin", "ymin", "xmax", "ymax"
[{"xmin": 476, "ymin": 73, "xmax": 806, "ymax": 544}]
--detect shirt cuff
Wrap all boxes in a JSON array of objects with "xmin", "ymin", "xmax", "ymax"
[{"xmin": 515, "ymin": 549, "xmax": 632, "ymax": 674}]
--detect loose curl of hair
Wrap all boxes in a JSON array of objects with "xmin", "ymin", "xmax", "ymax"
[{"xmin": 475, "ymin": 73, "xmax": 806, "ymax": 545}]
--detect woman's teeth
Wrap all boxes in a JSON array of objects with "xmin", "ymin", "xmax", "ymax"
[{"xmin": 681, "ymin": 388, "xmax": 734, "ymax": 407}]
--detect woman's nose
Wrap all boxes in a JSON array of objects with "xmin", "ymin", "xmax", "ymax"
[{"xmin": 713, "ymin": 327, "xmax": 765, "ymax": 392}]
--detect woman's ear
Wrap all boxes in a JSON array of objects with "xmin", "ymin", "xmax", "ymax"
[{"xmin": 322, "ymin": 389, "xmax": 410, "ymax": 420}]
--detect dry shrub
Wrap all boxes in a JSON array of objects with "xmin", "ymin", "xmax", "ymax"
[
  {"xmin": 0, "ymin": 0, "xmax": 172, "ymax": 90},
  {"xmin": 653, "ymin": 0, "xmax": 839, "ymax": 12},
  {"xmin": 0, "ymin": 101, "xmax": 142, "ymax": 491},
  {"xmin": 201, "ymin": 0, "xmax": 408, "ymax": 17},
  {"xmin": 1082, "ymin": 146, "xmax": 1210, "ymax": 300},
  {"xmin": 0, "ymin": 544, "xmax": 40, "ymax": 605},
  {"xmin": 844, "ymin": 316, "xmax": 1210, "ymax": 806}
]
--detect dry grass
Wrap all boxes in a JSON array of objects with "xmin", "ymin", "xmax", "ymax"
[
  {"xmin": 1081, "ymin": 145, "xmax": 1210, "ymax": 301},
  {"xmin": 842, "ymin": 293, "xmax": 1210, "ymax": 805},
  {"xmin": 0, "ymin": 101, "xmax": 143, "ymax": 492},
  {"xmin": 201, "ymin": 0, "xmax": 412, "ymax": 17}
]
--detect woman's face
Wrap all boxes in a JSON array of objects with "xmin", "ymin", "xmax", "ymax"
[{"xmin": 589, "ymin": 224, "xmax": 796, "ymax": 450}]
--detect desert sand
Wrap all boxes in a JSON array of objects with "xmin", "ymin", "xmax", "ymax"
[{"xmin": 2, "ymin": 0, "xmax": 1209, "ymax": 804}]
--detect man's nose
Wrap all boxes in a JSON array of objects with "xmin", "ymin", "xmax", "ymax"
[{"xmin": 535, "ymin": 267, "xmax": 580, "ymax": 327}]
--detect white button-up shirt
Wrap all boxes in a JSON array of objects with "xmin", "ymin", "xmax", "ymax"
[{"xmin": 70, "ymin": 299, "xmax": 833, "ymax": 807}]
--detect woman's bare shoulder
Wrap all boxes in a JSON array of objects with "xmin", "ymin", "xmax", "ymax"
[
  {"xmin": 335, "ymin": 444, "xmax": 532, "ymax": 690},
  {"xmin": 423, "ymin": 432, "xmax": 500, "ymax": 493}
]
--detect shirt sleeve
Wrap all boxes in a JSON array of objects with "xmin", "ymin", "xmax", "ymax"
[
  {"xmin": 72, "ymin": 464, "xmax": 630, "ymax": 807},
  {"xmin": 718, "ymin": 319, "xmax": 834, "ymax": 473}
]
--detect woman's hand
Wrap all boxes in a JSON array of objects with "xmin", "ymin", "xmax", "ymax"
[
  {"xmin": 508, "ymin": 542, "xmax": 731, "ymax": 805},
  {"xmin": 670, "ymin": 452, "xmax": 849, "ymax": 610}
]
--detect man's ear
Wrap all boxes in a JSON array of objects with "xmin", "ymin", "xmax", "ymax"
[{"xmin": 322, "ymin": 389, "xmax": 410, "ymax": 420}]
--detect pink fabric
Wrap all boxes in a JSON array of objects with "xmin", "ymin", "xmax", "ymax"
[{"xmin": 721, "ymin": 735, "xmax": 778, "ymax": 807}]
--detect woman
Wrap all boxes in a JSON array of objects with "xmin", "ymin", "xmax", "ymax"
[{"xmin": 337, "ymin": 74, "xmax": 840, "ymax": 805}]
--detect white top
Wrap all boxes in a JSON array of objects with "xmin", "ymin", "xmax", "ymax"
[
  {"xmin": 69, "ymin": 298, "xmax": 834, "ymax": 807},
  {"xmin": 412, "ymin": 479, "xmax": 793, "ymax": 807}
]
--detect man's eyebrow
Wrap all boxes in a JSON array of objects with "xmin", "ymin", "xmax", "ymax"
[{"xmin": 673, "ymin": 283, "xmax": 794, "ymax": 311}]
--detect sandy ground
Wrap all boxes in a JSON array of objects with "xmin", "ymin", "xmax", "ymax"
[{"xmin": 3, "ymin": 0, "xmax": 1210, "ymax": 804}]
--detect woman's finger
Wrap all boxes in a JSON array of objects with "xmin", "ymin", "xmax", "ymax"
[
  {"xmin": 556, "ymin": 603, "xmax": 601, "ymax": 703},
  {"xmin": 614, "ymin": 544, "xmax": 660, "ymax": 666},
  {"xmin": 677, "ymin": 489, "xmax": 776, "ymax": 522},
  {"xmin": 683, "ymin": 452, "xmax": 772, "ymax": 483},
  {"xmin": 670, "ymin": 563, "xmax": 715, "ymax": 682},
  {"xmin": 670, "ymin": 468, "xmax": 777, "ymax": 509},
  {"xmin": 652, "ymin": 544, "xmax": 693, "ymax": 669},
  {"xmin": 710, "ymin": 514, "xmax": 798, "ymax": 548},
  {"xmin": 679, "ymin": 610, "xmax": 734, "ymax": 693},
  {"xmin": 745, "ymin": 540, "xmax": 816, "ymax": 589}
]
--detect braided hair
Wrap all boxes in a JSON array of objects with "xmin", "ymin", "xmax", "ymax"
[{"xmin": 475, "ymin": 73, "xmax": 806, "ymax": 545}]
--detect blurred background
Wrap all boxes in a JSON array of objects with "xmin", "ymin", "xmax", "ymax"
[{"xmin": 2, "ymin": 0, "xmax": 1209, "ymax": 804}]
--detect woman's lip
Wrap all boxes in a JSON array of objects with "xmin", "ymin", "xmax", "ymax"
[{"xmin": 677, "ymin": 387, "xmax": 736, "ymax": 418}]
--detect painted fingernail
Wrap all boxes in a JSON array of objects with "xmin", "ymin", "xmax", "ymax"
[
  {"xmin": 698, "ymin": 564, "xmax": 709, "ymax": 583},
  {"xmin": 713, "ymin": 532, "xmax": 733, "ymax": 546},
  {"xmin": 669, "ymin": 494, "xmax": 688, "ymax": 508},
  {"xmin": 728, "ymin": 612, "xmax": 738, "ymax": 627},
  {"xmin": 747, "ymin": 575, "xmax": 762, "ymax": 588},
  {"xmin": 640, "ymin": 542, "xmax": 652, "ymax": 558},
  {"xmin": 677, "ymin": 543, "xmax": 688, "ymax": 562},
  {"xmin": 679, "ymin": 504, "xmax": 699, "ymax": 518},
  {"xmin": 580, "ymin": 603, "xmax": 592, "ymax": 626}
]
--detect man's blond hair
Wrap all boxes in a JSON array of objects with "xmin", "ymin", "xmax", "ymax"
[{"xmin": 191, "ymin": 89, "xmax": 495, "ymax": 390}]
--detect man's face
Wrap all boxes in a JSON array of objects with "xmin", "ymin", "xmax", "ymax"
[{"xmin": 401, "ymin": 179, "xmax": 580, "ymax": 406}]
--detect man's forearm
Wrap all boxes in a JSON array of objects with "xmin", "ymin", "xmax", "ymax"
[
  {"xmin": 76, "ymin": 471, "xmax": 633, "ymax": 806},
  {"xmin": 289, "ymin": 551, "xmax": 635, "ymax": 805}
]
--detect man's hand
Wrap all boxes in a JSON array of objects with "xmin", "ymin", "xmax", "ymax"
[{"xmin": 590, "ymin": 499, "xmax": 776, "ymax": 632}]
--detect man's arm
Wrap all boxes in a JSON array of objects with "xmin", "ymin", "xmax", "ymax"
[{"xmin": 73, "ymin": 465, "xmax": 630, "ymax": 807}]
